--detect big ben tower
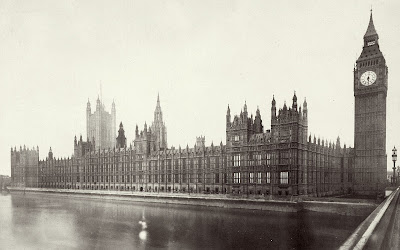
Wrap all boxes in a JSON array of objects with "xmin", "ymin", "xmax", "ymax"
[{"xmin": 354, "ymin": 11, "xmax": 388, "ymax": 196}]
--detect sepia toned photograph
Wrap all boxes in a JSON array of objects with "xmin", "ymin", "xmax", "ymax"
[{"xmin": 1, "ymin": 1, "xmax": 400, "ymax": 249}]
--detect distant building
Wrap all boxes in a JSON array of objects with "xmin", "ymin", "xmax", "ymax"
[
  {"xmin": 86, "ymin": 97, "xmax": 116, "ymax": 150},
  {"xmin": 10, "ymin": 145, "xmax": 39, "ymax": 187},
  {"xmin": 0, "ymin": 175, "xmax": 11, "ymax": 190},
  {"xmin": 10, "ymin": 13, "xmax": 388, "ymax": 197}
]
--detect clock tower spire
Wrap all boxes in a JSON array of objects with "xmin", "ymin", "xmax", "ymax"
[{"xmin": 353, "ymin": 12, "xmax": 388, "ymax": 196}]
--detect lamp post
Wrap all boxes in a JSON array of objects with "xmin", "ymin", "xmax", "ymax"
[{"xmin": 392, "ymin": 146, "xmax": 397, "ymax": 186}]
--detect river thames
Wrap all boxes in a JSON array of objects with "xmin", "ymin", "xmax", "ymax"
[{"xmin": 0, "ymin": 192, "xmax": 365, "ymax": 249}]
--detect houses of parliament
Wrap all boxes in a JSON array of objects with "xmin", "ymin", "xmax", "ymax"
[{"xmin": 10, "ymin": 13, "xmax": 388, "ymax": 197}]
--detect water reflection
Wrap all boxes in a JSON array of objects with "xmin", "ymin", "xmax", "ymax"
[
  {"xmin": 0, "ymin": 193, "xmax": 365, "ymax": 249},
  {"xmin": 138, "ymin": 210, "xmax": 147, "ymax": 241}
]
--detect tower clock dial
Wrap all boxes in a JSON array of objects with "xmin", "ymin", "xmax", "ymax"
[{"xmin": 360, "ymin": 71, "xmax": 377, "ymax": 86}]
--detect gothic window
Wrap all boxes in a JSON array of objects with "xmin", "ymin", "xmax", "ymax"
[
  {"xmin": 249, "ymin": 172, "xmax": 254, "ymax": 183},
  {"xmin": 280, "ymin": 172, "xmax": 289, "ymax": 184},
  {"xmin": 233, "ymin": 172, "xmax": 240, "ymax": 184},
  {"xmin": 254, "ymin": 154, "xmax": 262, "ymax": 166},
  {"xmin": 266, "ymin": 172, "xmax": 271, "ymax": 184},
  {"xmin": 266, "ymin": 153, "xmax": 271, "ymax": 166},
  {"xmin": 233, "ymin": 154, "xmax": 241, "ymax": 167},
  {"xmin": 257, "ymin": 172, "xmax": 262, "ymax": 184}
]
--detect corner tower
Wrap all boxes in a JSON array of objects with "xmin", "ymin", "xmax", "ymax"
[{"xmin": 353, "ymin": 11, "xmax": 388, "ymax": 196}]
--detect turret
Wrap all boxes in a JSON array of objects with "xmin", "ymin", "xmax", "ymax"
[
  {"xmin": 86, "ymin": 99, "xmax": 91, "ymax": 140},
  {"xmin": 116, "ymin": 122, "xmax": 127, "ymax": 149},
  {"xmin": 48, "ymin": 147, "xmax": 53, "ymax": 160},
  {"xmin": 226, "ymin": 105, "xmax": 231, "ymax": 127},
  {"xmin": 111, "ymin": 99, "xmax": 116, "ymax": 148},
  {"xmin": 292, "ymin": 91, "xmax": 297, "ymax": 110},
  {"xmin": 271, "ymin": 95, "xmax": 276, "ymax": 121},
  {"xmin": 336, "ymin": 136, "xmax": 341, "ymax": 150},
  {"xmin": 254, "ymin": 106, "xmax": 263, "ymax": 133},
  {"xmin": 135, "ymin": 124, "xmax": 139, "ymax": 138},
  {"xmin": 96, "ymin": 95, "xmax": 101, "ymax": 110},
  {"xmin": 303, "ymin": 98, "xmax": 308, "ymax": 121}
]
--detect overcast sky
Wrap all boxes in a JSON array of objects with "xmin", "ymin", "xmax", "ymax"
[{"xmin": 1, "ymin": 0, "xmax": 399, "ymax": 175}]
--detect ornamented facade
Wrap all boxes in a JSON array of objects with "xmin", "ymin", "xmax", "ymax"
[
  {"xmin": 10, "ymin": 13, "xmax": 387, "ymax": 197},
  {"xmin": 86, "ymin": 97, "xmax": 116, "ymax": 150}
]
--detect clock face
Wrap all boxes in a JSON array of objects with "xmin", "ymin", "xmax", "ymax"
[{"xmin": 360, "ymin": 71, "xmax": 377, "ymax": 86}]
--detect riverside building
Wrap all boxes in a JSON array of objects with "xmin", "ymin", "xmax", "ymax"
[{"xmin": 10, "ymin": 13, "xmax": 388, "ymax": 197}]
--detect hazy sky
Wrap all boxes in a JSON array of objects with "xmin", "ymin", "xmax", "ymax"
[{"xmin": 1, "ymin": 0, "xmax": 399, "ymax": 175}]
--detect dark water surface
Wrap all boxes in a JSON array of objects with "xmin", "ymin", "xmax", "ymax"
[{"xmin": 0, "ymin": 192, "xmax": 365, "ymax": 249}]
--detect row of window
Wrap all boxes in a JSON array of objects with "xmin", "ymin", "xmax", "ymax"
[{"xmin": 42, "ymin": 172, "xmax": 290, "ymax": 185}]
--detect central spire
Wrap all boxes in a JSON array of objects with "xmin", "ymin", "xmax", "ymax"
[{"xmin": 364, "ymin": 10, "xmax": 378, "ymax": 38}]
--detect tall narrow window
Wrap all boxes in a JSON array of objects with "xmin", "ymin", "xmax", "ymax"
[
  {"xmin": 266, "ymin": 153, "xmax": 271, "ymax": 166},
  {"xmin": 280, "ymin": 171, "xmax": 289, "ymax": 184},
  {"xmin": 266, "ymin": 172, "xmax": 271, "ymax": 184},
  {"xmin": 233, "ymin": 154, "xmax": 241, "ymax": 167},
  {"xmin": 233, "ymin": 172, "xmax": 241, "ymax": 183},
  {"xmin": 254, "ymin": 154, "xmax": 262, "ymax": 166},
  {"xmin": 249, "ymin": 172, "xmax": 254, "ymax": 183},
  {"xmin": 257, "ymin": 172, "xmax": 262, "ymax": 184}
]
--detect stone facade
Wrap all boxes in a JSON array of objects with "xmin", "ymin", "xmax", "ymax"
[
  {"xmin": 353, "ymin": 13, "xmax": 388, "ymax": 195},
  {"xmin": 11, "ymin": 94, "xmax": 354, "ymax": 197},
  {"xmin": 86, "ymin": 97, "xmax": 116, "ymax": 150},
  {"xmin": 10, "ymin": 13, "xmax": 387, "ymax": 197},
  {"xmin": 10, "ymin": 145, "xmax": 39, "ymax": 188}
]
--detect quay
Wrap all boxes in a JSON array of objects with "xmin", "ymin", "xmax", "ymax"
[{"xmin": 8, "ymin": 187, "xmax": 377, "ymax": 216}]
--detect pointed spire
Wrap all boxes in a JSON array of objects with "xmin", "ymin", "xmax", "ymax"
[
  {"xmin": 364, "ymin": 10, "xmax": 378, "ymax": 38},
  {"xmin": 272, "ymin": 95, "xmax": 276, "ymax": 106},
  {"xmin": 292, "ymin": 91, "xmax": 298, "ymax": 110},
  {"xmin": 156, "ymin": 93, "xmax": 160, "ymax": 108}
]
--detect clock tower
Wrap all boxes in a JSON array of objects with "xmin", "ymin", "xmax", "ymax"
[{"xmin": 354, "ymin": 12, "xmax": 388, "ymax": 196}]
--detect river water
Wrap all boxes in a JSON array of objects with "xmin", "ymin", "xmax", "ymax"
[{"xmin": 0, "ymin": 192, "xmax": 365, "ymax": 249}]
